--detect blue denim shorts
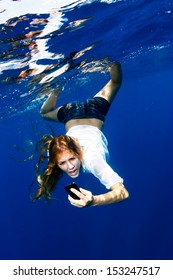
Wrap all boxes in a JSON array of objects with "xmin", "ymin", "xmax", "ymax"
[{"xmin": 57, "ymin": 97, "xmax": 110, "ymax": 124}]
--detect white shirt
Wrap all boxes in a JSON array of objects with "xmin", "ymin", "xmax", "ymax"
[{"xmin": 66, "ymin": 125, "xmax": 123, "ymax": 189}]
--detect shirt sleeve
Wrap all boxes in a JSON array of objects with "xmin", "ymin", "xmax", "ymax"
[{"xmin": 84, "ymin": 155, "xmax": 124, "ymax": 189}]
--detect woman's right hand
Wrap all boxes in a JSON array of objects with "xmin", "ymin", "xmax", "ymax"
[{"xmin": 68, "ymin": 187, "xmax": 94, "ymax": 208}]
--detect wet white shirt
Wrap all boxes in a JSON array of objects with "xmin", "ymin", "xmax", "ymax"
[{"xmin": 66, "ymin": 125, "xmax": 123, "ymax": 189}]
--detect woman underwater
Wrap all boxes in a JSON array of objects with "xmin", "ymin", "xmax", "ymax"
[{"xmin": 36, "ymin": 62, "xmax": 129, "ymax": 207}]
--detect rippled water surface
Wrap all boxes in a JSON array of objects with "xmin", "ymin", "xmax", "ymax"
[
  {"xmin": 0, "ymin": 0, "xmax": 172, "ymax": 120},
  {"xmin": 0, "ymin": 0, "xmax": 173, "ymax": 260}
]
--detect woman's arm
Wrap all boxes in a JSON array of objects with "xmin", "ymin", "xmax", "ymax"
[
  {"xmin": 68, "ymin": 182, "xmax": 129, "ymax": 207},
  {"xmin": 40, "ymin": 89, "xmax": 61, "ymax": 121},
  {"xmin": 92, "ymin": 183, "xmax": 129, "ymax": 206}
]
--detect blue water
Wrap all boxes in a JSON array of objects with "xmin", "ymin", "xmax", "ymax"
[{"xmin": 0, "ymin": 0, "xmax": 173, "ymax": 260}]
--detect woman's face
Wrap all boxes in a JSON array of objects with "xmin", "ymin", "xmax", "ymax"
[{"xmin": 56, "ymin": 150, "xmax": 81, "ymax": 178}]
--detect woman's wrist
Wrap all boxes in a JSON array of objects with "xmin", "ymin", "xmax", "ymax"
[{"xmin": 91, "ymin": 194, "xmax": 106, "ymax": 206}]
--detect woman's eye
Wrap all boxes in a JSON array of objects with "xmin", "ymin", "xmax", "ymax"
[{"xmin": 70, "ymin": 157, "xmax": 76, "ymax": 161}]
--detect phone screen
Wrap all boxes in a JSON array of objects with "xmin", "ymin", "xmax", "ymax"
[{"xmin": 65, "ymin": 182, "xmax": 80, "ymax": 200}]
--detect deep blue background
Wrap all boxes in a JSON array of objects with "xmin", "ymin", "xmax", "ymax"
[{"xmin": 0, "ymin": 0, "xmax": 173, "ymax": 260}]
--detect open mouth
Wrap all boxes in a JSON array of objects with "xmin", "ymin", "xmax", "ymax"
[
  {"xmin": 69, "ymin": 169, "xmax": 76, "ymax": 175},
  {"xmin": 69, "ymin": 169, "xmax": 77, "ymax": 176}
]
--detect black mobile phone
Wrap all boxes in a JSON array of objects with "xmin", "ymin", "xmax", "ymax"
[{"xmin": 65, "ymin": 182, "xmax": 80, "ymax": 200}]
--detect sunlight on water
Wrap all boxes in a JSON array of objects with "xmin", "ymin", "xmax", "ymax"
[{"xmin": 0, "ymin": 0, "xmax": 172, "ymax": 121}]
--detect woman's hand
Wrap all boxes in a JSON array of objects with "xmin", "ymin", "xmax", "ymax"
[
  {"xmin": 68, "ymin": 187, "xmax": 94, "ymax": 208},
  {"xmin": 68, "ymin": 183, "xmax": 129, "ymax": 207}
]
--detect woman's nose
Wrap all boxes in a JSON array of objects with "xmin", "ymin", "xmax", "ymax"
[{"xmin": 67, "ymin": 161, "xmax": 74, "ymax": 169}]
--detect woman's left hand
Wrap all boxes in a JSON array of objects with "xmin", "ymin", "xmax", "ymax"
[{"xmin": 68, "ymin": 187, "xmax": 94, "ymax": 207}]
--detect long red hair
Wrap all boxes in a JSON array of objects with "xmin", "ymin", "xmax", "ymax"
[{"xmin": 35, "ymin": 135, "xmax": 82, "ymax": 200}]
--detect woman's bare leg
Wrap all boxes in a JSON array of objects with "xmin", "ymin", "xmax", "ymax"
[{"xmin": 94, "ymin": 62, "xmax": 122, "ymax": 104}]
